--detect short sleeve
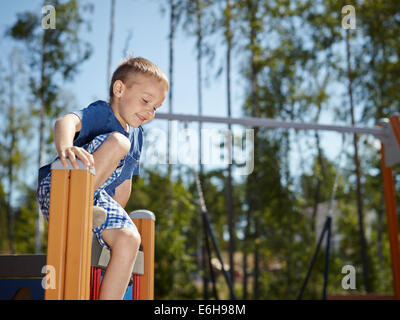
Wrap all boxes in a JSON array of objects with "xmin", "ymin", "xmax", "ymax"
[
  {"xmin": 78, "ymin": 102, "xmax": 112, "ymax": 138},
  {"xmin": 69, "ymin": 101, "xmax": 117, "ymax": 147}
]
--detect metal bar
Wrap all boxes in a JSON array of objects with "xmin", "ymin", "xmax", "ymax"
[
  {"xmin": 297, "ymin": 216, "xmax": 329, "ymax": 300},
  {"xmin": 193, "ymin": 169, "xmax": 236, "ymax": 299},
  {"xmin": 155, "ymin": 113, "xmax": 386, "ymax": 138},
  {"xmin": 323, "ymin": 217, "xmax": 332, "ymax": 300},
  {"xmin": 202, "ymin": 212, "xmax": 219, "ymax": 300}
]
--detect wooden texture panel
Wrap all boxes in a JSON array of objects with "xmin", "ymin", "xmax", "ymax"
[
  {"xmin": 64, "ymin": 170, "xmax": 93, "ymax": 300},
  {"xmin": 45, "ymin": 170, "xmax": 70, "ymax": 300},
  {"xmin": 132, "ymin": 217, "xmax": 155, "ymax": 300}
]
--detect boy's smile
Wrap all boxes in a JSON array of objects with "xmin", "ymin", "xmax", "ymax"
[{"xmin": 111, "ymin": 73, "xmax": 168, "ymax": 130}]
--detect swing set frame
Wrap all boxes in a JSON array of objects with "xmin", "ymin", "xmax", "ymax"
[{"xmin": 155, "ymin": 112, "xmax": 400, "ymax": 299}]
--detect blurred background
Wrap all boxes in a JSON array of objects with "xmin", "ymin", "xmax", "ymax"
[{"xmin": 0, "ymin": 0, "xmax": 400, "ymax": 299}]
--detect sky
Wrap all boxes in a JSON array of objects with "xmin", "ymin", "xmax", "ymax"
[{"xmin": 0, "ymin": 0, "xmax": 380, "ymax": 206}]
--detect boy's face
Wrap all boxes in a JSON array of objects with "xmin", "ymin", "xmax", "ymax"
[{"xmin": 112, "ymin": 73, "xmax": 168, "ymax": 129}]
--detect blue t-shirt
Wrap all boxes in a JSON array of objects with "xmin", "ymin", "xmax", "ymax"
[{"xmin": 38, "ymin": 100, "xmax": 144, "ymax": 197}]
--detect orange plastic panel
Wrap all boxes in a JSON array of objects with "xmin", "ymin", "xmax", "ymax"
[
  {"xmin": 380, "ymin": 140, "xmax": 400, "ymax": 300},
  {"xmin": 64, "ymin": 170, "xmax": 93, "ymax": 299},
  {"xmin": 45, "ymin": 170, "xmax": 70, "ymax": 300},
  {"xmin": 45, "ymin": 165, "xmax": 94, "ymax": 300},
  {"xmin": 132, "ymin": 217, "xmax": 155, "ymax": 300}
]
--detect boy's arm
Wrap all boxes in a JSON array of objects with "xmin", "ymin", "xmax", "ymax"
[
  {"xmin": 54, "ymin": 113, "xmax": 94, "ymax": 169},
  {"xmin": 112, "ymin": 179, "xmax": 132, "ymax": 208}
]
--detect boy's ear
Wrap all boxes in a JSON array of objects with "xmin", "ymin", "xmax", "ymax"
[{"xmin": 113, "ymin": 80, "xmax": 124, "ymax": 97}]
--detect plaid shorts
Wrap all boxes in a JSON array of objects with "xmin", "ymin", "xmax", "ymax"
[{"xmin": 37, "ymin": 133, "xmax": 137, "ymax": 250}]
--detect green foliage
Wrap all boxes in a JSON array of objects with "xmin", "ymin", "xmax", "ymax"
[
  {"xmin": 126, "ymin": 169, "xmax": 200, "ymax": 299},
  {"xmin": 0, "ymin": 184, "xmax": 9, "ymax": 253},
  {"xmin": 14, "ymin": 186, "xmax": 42, "ymax": 254},
  {"xmin": 8, "ymin": 0, "xmax": 93, "ymax": 119},
  {"xmin": 6, "ymin": 0, "xmax": 93, "ymax": 253}
]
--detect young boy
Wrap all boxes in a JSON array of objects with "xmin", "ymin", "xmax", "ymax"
[{"xmin": 37, "ymin": 57, "xmax": 169, "ymax": 299}]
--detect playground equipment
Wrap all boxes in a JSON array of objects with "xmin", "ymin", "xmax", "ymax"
[
  {"xmin": 2, "ymin": 112, "xmax": 400, "ymax": 299},
  {"xmin": 0, "ymin": 159, "xmax": 155, "ymax": 300},
  {"xmin": 155, "ymin": 111, "xmax": 400, "ymax": 299}
]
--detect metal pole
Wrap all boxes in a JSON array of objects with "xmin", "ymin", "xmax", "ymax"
[
  {"xmin": 322, "ymin": 216, "xmax": 332, "ymax": 300},
  {"xmin": 155, "ymin": 113, "xmax": 386, "ymax": 138},
  {"xmin": 297, "ymin": 217, "xmax": 329, "ymax": 300}
]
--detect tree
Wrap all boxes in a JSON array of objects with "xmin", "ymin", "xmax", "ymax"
[
  {"xmin": 238, "ymin": 0, "xmax": 272, "ymax": 299},
  {"xmin": 345, "ymin": 26, "xmax": 371, "ymax": 293},
  {"xmin": 8, "ymin": 0, "xmax": 93, "ymax": 252},
  {"xmin": 220, "ymin": 0, "xmax": 237, "ymax": 293},
  {"xmin": 107, "ymin": 0, "xmax": 116, "ymax": 86},
  {"xmin": 126, "ymin": 169, "xmax": 200, "ymax": 299},
  {"xmin": 180, "ymin": 0, "xmax": 220, "ymax": 298},
  {"xmin": 0, "ymin": 48, "xmax": 31, "ymax": 253}
]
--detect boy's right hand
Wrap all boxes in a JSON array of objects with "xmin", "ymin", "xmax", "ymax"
[{"xmin": 59, "ymin": 146, "xmax": 95, "ymax": 170}]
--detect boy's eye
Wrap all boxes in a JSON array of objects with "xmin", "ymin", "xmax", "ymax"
[{"xmin": 143, "ymin": 98, "xmax": 148, "ymax": 103}]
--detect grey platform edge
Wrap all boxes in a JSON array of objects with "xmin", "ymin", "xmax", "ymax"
[
  {"xmin": 51, "ymin": 158, "xmax": 96, "ymax": 175},
  {"xmin": 128, "ymin": 209, "xmax": 156, "ymax": 221}
]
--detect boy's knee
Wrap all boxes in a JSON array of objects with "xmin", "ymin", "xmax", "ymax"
[
  {"xmin": 124, "ymin": 228, "xmax": 141, "ymax": 249},
  {"xmin": 105, "ymin": 228, "xmax": 141, "ymax": 253},
  {"xmin": 107, "ymin": 132, "xmax": 131, "ymax": 157}
]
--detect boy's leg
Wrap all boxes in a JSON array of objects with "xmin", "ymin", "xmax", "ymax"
[
  {"xmin": 36, "ymin": 132, "xmax": 129, "ymax": 224},
  {"xmin": 91, "ymin": 132, "xmax": 131, "ymax": 191},
  {"xmin": 98, "ymin": 228, "xmax": 141, "ymax": 300},
  {"xmin": 88, "ymin": 132, "xmax": 140, "ymax": 299}
]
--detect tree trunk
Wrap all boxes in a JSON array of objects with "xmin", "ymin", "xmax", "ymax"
[
  {"xmin": 35, "ymin": 22, "xmax": 47, "ymax": 254},
  {"xmin": 196, "ymin": 0, "xmax": 203, "ymax": 178},
  {"xmin": 6, "ymin": 58, "xmax": 16, "ymax": 253},
  {"xmin": 167, "ymin": 0, "xmax": 175, "ymax": 181},
  {"xmin": 107, "ymin": 0, "xmax": 116, "ymax": 86},
  {"xmin": 311, "ymin": 104, "xmax": 326, "ymax": 233},
  {"xmin": 225, "ymin": 0, "xmax": 235, "ymax": 292},
  {"xmin": 242, "ymin": 210, "xmax": 250, "ymax": 299},
  {"xmin": 195, "ymin": 0, "xmax": 210, "ymax": 298},
  {"xmin": 248, "ymin": 0, "xmax": 260, "ymax": 300},
  {"xmin": 240, "ymin": 0, "xmax": 260, "ymax": 299},
  {"xmin": 377, "ymin": 187, "xmax": 384, "ymax": 287},
  {"xmin": 346, "ymin": 28, "xmax": 370, "ymax": 293}
]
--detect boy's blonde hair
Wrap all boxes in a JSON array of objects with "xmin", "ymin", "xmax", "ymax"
[{"xmin": 109, "ymin": 57, "xmax": 169, "ymax": 103}]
